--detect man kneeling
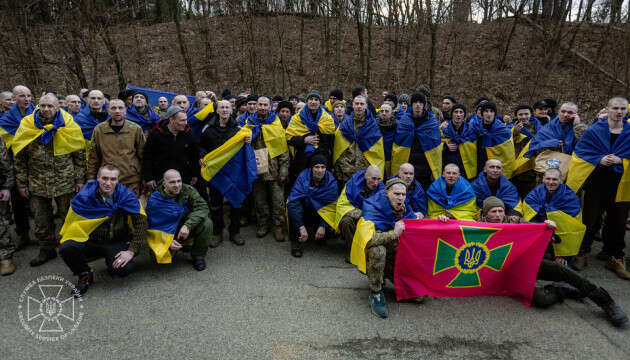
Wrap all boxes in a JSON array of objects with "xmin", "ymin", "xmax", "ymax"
[
  {"xmin": 146, "ymin": 169, "xmax": 212, "ymax": 271},
  {"xmin": 59, "ymin": 165, "xmax": 147, "ymax": 297}
]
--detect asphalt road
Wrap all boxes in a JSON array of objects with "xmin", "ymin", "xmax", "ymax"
[{"xmin": 1, "ymin": 224, "xmax": 629, "ymax": 360}]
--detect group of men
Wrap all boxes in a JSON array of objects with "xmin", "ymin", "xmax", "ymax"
[{"xmin": 0, "ymin": 83, "xmax": 629, "ymax": 326}]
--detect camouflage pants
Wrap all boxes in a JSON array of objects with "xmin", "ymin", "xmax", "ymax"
[
  {"xmin": 30, "ymin": 193, "xmax": 73, "ymax": 251},
  {"xmin": 185, "ymin": 218, "xmax": 213, "ymax": 260},
  {"xmin": 366, "ymin": 242, "xmax": 397, "ymax": 293},
  {"xmin": 339, "ymin": 208, "xmax": 361, "ymax": 250},
  {"xmin": 253, "ymin": 180, "xmax": 285, "ymax": 227},
  {"xmin": 0, "ymin": 201, "xmax": 15, "ymax": 260}
]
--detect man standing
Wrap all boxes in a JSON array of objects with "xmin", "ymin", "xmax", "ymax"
[
  {"xmin": 0, "ymin": 91, "xmax": 15, "ymax": 114},
  {"xmin": 65, "ymin": 95, "xmax": 82, "ymax": 116},
  {"xmin": 276, "ymin": 100, "xmax": 293, "ymax": 129},
  {"xmin": 14, "ymin": 94, "xmax": 86, "ymax": 266},
  {"xmin": 156, "ymin": 96, "xmax": 169, "ymax": 118},
  {"xmin": 441, "ymin": 96, "xmax": 456, "ymax": 123},
  {"xmin": 75, "ymin": 90, "xmax": 109, "ymax": 141},
  {"xmin": 125, "ymin": 91, "xmax": 160, "ymax": 132},
  {"xmin": 0, "ymin": 136, "xmax": 15, "ymax": 275},
  {"xmin": 59, "ymin": 165, "xmax": 146, "ymax": 297},
  {"xmin": 87, "ymin": 99, "xmax": 144, "ymax": 196},
  {"xmin": 242, "ymin": 96, "xmax": 290, "ymax": 241},
  {"xmin": 376, "ymin": 104, "xmax": 396, "ymax": 178}
]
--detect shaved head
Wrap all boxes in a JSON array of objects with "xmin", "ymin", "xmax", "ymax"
[
  {"xmin": 163, "ymin": 169, "xmax": 181, "ymax": 181},
  {"xmin": 364, "ymin": 165, "xmax": 382, "ymax": 191},
  {"xmin": 12, "ymin": 85, "xmax": 31, "ymax": 95},
  {"xmin": 399, "ymin": 163, "xmax": 413, "ymax": 173},
  {"xmin": 366, "ymin": 164, "xmax": 381, "ymax": 177},
  {"xmin": 39, "ymin": 93, "xmax": 59, "ymax": 106},
  {"xmin": 444, "ymin": 163, "xmax": 460, "ymax": 173}
]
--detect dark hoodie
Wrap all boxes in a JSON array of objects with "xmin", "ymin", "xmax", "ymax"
[{"xmin": 142, "ymin": 118, "xmax": 200, "ymax": 184}]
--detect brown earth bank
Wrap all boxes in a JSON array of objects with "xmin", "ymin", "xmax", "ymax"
[{"xmin": 0, "ymin": 14, "xmax": 628, "ymax": 117}]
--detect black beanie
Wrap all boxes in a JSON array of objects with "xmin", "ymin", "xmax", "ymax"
[
  {"xmin": 384, "ymin": 93, "xmax": 398, "ymax": 108},
  {"xmin": 451, "ymin": 103, "xmax": 467, "ymax": 117},
  {"xmin": 118, "ymin": 89, "xmax": 134, "ymax": 100},
  {"xmin": 133, "ymin": 90, "xmax": 149, "ymax": 102},
  {"xmin": 246, "ymin": 94, "xmax": 259, "ymax": 103},
  {"xmin": 329, "ymin": 89, "xmax": 344, "ymax": 100},
  {"xmin": 221, "ymin": 89, "xmax": 231, "ymax": 99},
  {"xmin": 514, "ymin": 104, "xmax": 533, "ymax": 116},
  {"xmin": 479, "ymin": 101, "xmax": 497, "ymax": 114},
  {"xmin": 277, "ymin": 100, "xmax": 293, "ymax": 113},
  {"xmin": 235, "ymin": 97, "xmax": 247, "ymax": 109},
  {"xmin": 272, "ymin": 95, "xmax": 283, "ymax": 102},
  {"xmin": 410, "ymin": 92, "xmax": 426, "ymax": 106},
  {"xmin": 310, "ymin": 154, "xmax": 328, "ymax": 168},
  {"xmin": 533, "ymin": 100, "xmax": 549, "ymax": 110}
]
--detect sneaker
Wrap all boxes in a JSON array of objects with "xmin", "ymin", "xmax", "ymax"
[
  {"xmin": 256, "ymin": 225, "xmax": 269, "ymax": 238},
  {"xmin": 0, "ymin": 259, "xmax": 15, "ymax": 276},
  {"xmin": 605, "ymin": 257, "xmax": 630, "ymax": 280},
  {"xmin": 273, "ymin": 226, "xmax": 285, "ymax": 242},
  {"xmin": 230, "ymin": 233, "xmax": 244, "ymax": 246},
  {"xmin": 369, "ymin": 291, "xmax": 388, "ymax": 318},
  {"xmin": 29, "ymin": 249, "xmax": 57, "ymax": 267},
  {"xmin": 72, "ymin": 270, "xmax": 94, "ymax": 298},
  {"xmin": 573, "ymin": 254, "xmax": 587, "ymax": 271}
]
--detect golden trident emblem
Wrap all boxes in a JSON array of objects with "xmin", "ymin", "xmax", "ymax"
[{"xmin": 463, "ymin": 247, "xmax": 482, "ymax": 268}]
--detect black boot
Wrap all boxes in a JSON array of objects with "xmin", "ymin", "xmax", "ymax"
[
  {"xmin": 588, "ymin": 287, "xmax": 629, "ymax": 327},
  {"xmin": 29, "ymin": 248, "xmax": 57, "ymax": 267},
  {"xmin": 72, "ymin": 270, "xmax": 94, "ymax": 298}
]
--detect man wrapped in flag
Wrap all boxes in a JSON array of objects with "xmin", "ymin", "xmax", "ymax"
[
  {"xmin": 335, "ymin": 166, "xmax": 383, "ymax": 256},
  {"xmin": 442, "ymin": 104, "xmax": 476, "ymax": 179},
  {"xmin": 286, "ymin": 91, "xmax": 336, "ymax": 181},
  {"xmin": 426, "ymin": 164, "xmax": 478, "ymax": 221},
  {"xmin": 200, "ymin": 100, "xmax": 257, "ymax": 246},
  {"xmin": 146, "ymin": 169, "xmax": 211, "ymax": 270},
  {"xmin": 125, "ymin": 90, "xmax": 161, "ymax": 132},
  {"xmin": 567, "ymin": 96, "xmax": 630, "ymax": 278},
  {"xmin": 349, "ymin": 178, "xmax": 417, "ymax": 318},
  {"xmin": 58, "ymin": 165, "xmax": 147, "ymax": 297},
  {"xmin": 375, "ymin": 103, "xmax": 396, "ymax": 177},
  {"xmin": 471, "ymin": 159, "xmax": 520, "ymax": 216},
  {"xmin": 390, "ymin": 163, "xmax": 427, "ymax": 217},
  {"xmin": 287, "ymin": 155, "xmax": 338, "ymax": 258},
  {"xmin": 0, "ymin": 85, "xmax": 34, "ymax": 151},
  {"xmin": 75, "ymin": 90, "xmax": 109, "ymax": 141},
  {"xmin": 391, "ymin": 92, "xmax": 443, "ymax": 190},
  {"xmin": 510, "ymin": 105, "xmax": 543, "ymax": 198},
  {"xmin": 333, "ymin": 95, "xmax": 385, "ymax": 182},
  {"xmin": 465, "ymin": 102, "xmax": 515, "ymax": 178},
  {"xmin": 521, "ymin": 168, "xmax": 585, "ymax": 258}
]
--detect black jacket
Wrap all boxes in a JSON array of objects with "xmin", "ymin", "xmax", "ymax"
[
  {"xmin": 142, "ymin": 118, "xmax": 200, "ymax": 183},
  {"xmin": 199, "ymin": 113, "xmax": 239, "ymax": 156}
]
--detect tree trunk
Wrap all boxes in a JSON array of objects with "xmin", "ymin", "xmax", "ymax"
[
  {"xmin": 169, "ymin": 0, "xmax": 196, "ymax": 93},
  {"xmin": 354, "ymin": 0, "xmax": 366, "ymax": 83},
  {"xmin": 100, "ymin": 27, "xmax": 126, "ymax": 91}
]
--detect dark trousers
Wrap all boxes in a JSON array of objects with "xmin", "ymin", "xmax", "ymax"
[
  {"xmin": 532, "ymin": 259, "xmax": 597, "ymax": 307},
  {"xmin": 581, "ymin": 189, "xmax": 630, "ymax": 258},
  {"xmin": 10, "ymin": 187, "xmax": 30, "ymax": 236},
  {"xmin": 208, "ymin": 184, "xmax": 240, "ymax": 236},
  {"xmin": 289, "ymin": 206, "xmax": 331, "ymax": 251},
  {"xmin": 59, "ymin": 240, "xmax": 134, "ymax": 276}
]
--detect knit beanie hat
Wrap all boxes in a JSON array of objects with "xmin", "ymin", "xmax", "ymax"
[
  {"xmin": 410, "ymin": 92, "xmax": 427, "ymax": 106},
  {"xmin": 385, "ymin": 177, "xmax": 407, "ymax": 191},
  {"xmin": 306, "ymin": 90, "xmax": 322, "ymax": 102},
  {"xmin": 482, "ymin": 196, "xmax": 505, "ymax": 216},
  {"xmin": 310, "ymin": 154, "xmax": 328, "ymax": 168}
]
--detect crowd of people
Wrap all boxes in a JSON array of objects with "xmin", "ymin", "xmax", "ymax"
[{"xmin": 0, "ymin": 84, "xmax": 629, "ymax": 326}]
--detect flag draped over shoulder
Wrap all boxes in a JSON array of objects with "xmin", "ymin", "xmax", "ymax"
[
  {"xmin": 0, "ymin": 103, "xmax": 35, "ymax": 148},
  {"xmin": 394, "ymin": 219, "xmax": 552, "ymax": 305},
  {"xmin": 442, "ymin": 121, "xmax": 477, "ymax": 179},
  {"xmin": 288, "ymin": 168, "xmax": 338, "ymax": 230},
  {"xmin": 125, "ymin": 105, "xmax": 161, "ymax": 131},
  {"xmin": 566, "ymin": 119, "xmax": 630, "ymax": 202},
  {"xmin": 60, "ymin": 181, "xmax": 145, "ymax": 243},
  {"xmin": 127, "ymin": 84, "xmax": 195, "ymax": 107},
  {"xmin": 391, "ymin": 110, "xmax": 443, "ymax": 179},
  {"xmin": 522, "ymin": 184, "xmax": 585, "ymax": 256},
  {"xmin": 201, "ymin": 127, "xmax": 258, "ymax": 208},
  {"xmin": 12, "ymin": 109, "xmax": 84, "ymax": 156},
  {"xmin": 145, "ymin": 191, "xmax": 188, "ymax": 264},
  {"xmin": 335, "ymin": 170, "xmax": 384, "ymax": 228},
  {"xmin": 470, "ymin": 173, "xmax": 519, "ymax": 210},
  {"xmin": 511, "ymin": 117, "xmax": 542, "ymax": 145},
  {"xmin": 466, "ymin": 118, "xmax": 516, "ymax": 178},
  {"xmin": 333, "ymin": 110, "xmax": 385, "ymax": 173},
  {"xmin": 514, "ymin": 118, "xmax": 574, "ymax": 176},
  {"xmin": 426, "ymin": 177, "xmax": 477, "ymax": 220},
  {"xmin": 242, "ymin": 111, "xmax": 288, "ymax": 158},
  {"xmin": 286, "ymin": 106, "xmax": 336, "ymax": 156},
  {"xmin": 388, "ymin": 175, "xmax": 427, "ymax": 215},
  {"xmin": 350, "ymin": 190, "xmax": 416, "ymax": 273},
  {"xmin": 75, "ymin": 104, "xmax": 110, "ymax": 140},
  {"xmin": 186, "ymin": 102, "xmax": 215, "ymax": 142}
]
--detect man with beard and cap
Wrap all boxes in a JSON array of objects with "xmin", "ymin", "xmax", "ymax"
[
  {"xmin": 377, "ymin": 103, "xmax": 396, "ymax": 177},
  {"xmin": 87, "ymin": 99, "xmax": 145, "ymax": 196},
  {"xmin": 14, "ymin": 94, "xmax": 86, "ymax": 267},
  {"xmin": 0, "ymin": 91, "xmax": 15, "ymax": 114},
  {"xmin": 439, "ymin": 196, "xmax": 628, "ymax": 327},
  {"xmin": 241, "ymin": 96, "xmax": 290, "ymax": 241},
  {"xmin": 238, "ymin": 94, "xmax": 259, "ymax": 126},
  {"xmin": 390, "ymin": 163, "xmax": 427, "ymax": 217},
  {"xmin": 287, "ymin": 154, "xmax": 338, "ymax": 258},
  {"xmin": 75, "ymin": 90, "xmax": 109, "ymax": 141},
  {"xmin": 350, "ymin": 177, "xmax": 418, "ymax": 318},
  {"xmin": 532, "ymin": 100, "xmax": 551, "ymax": 127},
  {"xmin": 333, "ymin": 95, "xmax": 385, "ymax": 183},
  {"xmin": 336, "ymin": 165, "xmax": 384, "ymax": 256},
  {"xmin": 415, "ymin": 84, "xmax": 443, "ymax": 124},
  {"xmin": 65, "ymin": 95, "xmax": 82, "ymax": 116},
  {"xmin": 324, "ymin": 89, "xmax": 344, "ymax": 115},
  {"xmin": 426, "ymin": 163, "xmax": 477, "ymax": 220},
  {"xmin": 276, "ymin": 100, "xmax": 293, "ymax": 129},
  {"xmin": 391, "ymin": 92, "xmax": 443, "ymax": 190},
  {"xmin": 286, "ymin": 90, "xmax": 336, "ymax": 181},
  {"xmin": 125, "ymin": 90, "xmax": 160, "ymax": 133},
  {"xmin": 471, "ymin": 159, "xmax": 519, "ymax": 216}
]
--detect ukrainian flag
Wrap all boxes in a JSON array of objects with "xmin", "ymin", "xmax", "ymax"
[
  {"xmin": 60, "ymin": 181, "xmax": 145, "ymax": 243},
  {"xmin": 333, "ymin": 110, "xmax": 385, "ymax": 174},
  {"xmin": 125, "ymin": 104, "xmax": 160, "ymax": 131},
  {"xmin": 335, "ymin": 170, "xmax": 384, "ymax": 228},
  {"xmin": 145, "ymin": 190, "xmax": 188, "ymax": 264},
  {"xmin": 201, "ymin": 127, "xmax": 258, "ymax": 208},
  {"xmin": 187, "ymin": 101, "xmax": 215, "ymax": 142},
  {"xmin": 288, "ymin": 168, "xmax": 338, "ymax": 231},
  {"xmin": 350, "ymin": 190, "xmax": 416, "ymax": 273},
  {"xmin": 286, "ymin": 106, "xmax": 336, "ymax": 156},
  {"xmin": 75, "ymin": 104, "xmax": 110, "ymax": 140},
  {"xmin": 242, "ymin": 112, "xmax": 288, "ymax": 159},
  {"xmin": 442, "ymin": 120, "xmax": 477, "ymax": 179},
  {"xmin": 466, "ymin": 117, "xmax": 516, "ymax": 178},
  {"xmin": 426, "ymin": 176, "xmax": 478, "ymax": 220},
  {"xmin": 0, "ymin": 103, "xmax": 35, "ymax": 149},
  {"xmin": 521, "ymin": 183, "xmax": 585, "ymax": 256},
  {"xmin": 566, "ymin": 119, "xmax": 630, "ymax": 202},
  {"xmin": 391, "ymin": 110, "xmax": 443, "ymax": 180},
  {"xmin": 12, "ymin": 109, "xmax": 85, "ymax": 156},
  {"xmin": 127, "ymin": 84, "xmax": 196, "ymax": 108}
]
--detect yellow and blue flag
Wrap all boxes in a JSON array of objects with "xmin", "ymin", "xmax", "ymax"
[
  {"xmin": 75, "ymin": 104, "xmax": 110, "ymax": 140},
  {"xmin": 12, "ymin": 109, "xmax": 85, "ymax": 156},
  {"xmin": 241, "ymin": 111, "xmax": 288, "ymax": 158},
  {"xmin": 0, "ymin": 103, "xmax": 35, "ymax": 149},
  {"xmin": 288, "ymin": 168, "xmax": 338, "ymax": 231},
  {"xmin": 388, "ymin": 175, "xmax": 427, "ymax": 215},
  {"xmin": 426, "ymin": 176, "xmax": 477, "ymax": 220},
  {"xmin": 125, "ymin": 105, "xmax": 161, "ymax": 131},
  {"xmin": 465, "ymin": 116, "xmax": 516, "ymax": 178},
  {"xmin": 521, "ymin": 183, "xmax": 585, "ymax": 256},
  {"xmin": 566, "ymin": 119, "xmax": 630, "ymax": 202},
  {"xmin": 391, "ymin": 110, "xmax": 443, "ymax": 179},
  {"xmin": 186, "ymin": 102, "xmax": 215, "ymax": 142},
  {"xmin": 350, "ymin": 190, "xmax": 416, "ymax": 273},
  {"xmin": 470, "ymin": 173, "xmax": 519, "ymax": 211},
  {"xmin": 60, "ymin": 181, "xmax": 145, "ymax": 244},
  {"xmin": 335, "ymin": 170, "xmax": 384, "ymax": 228},
  {"xmin": 442, "ymin": 120, "xmax": 477, "ymax": 179},
  {"xmin": 333, "ymin": 110, "xmax": 385, "ymax": 174},
  {"xmin": 145, "ymin": 190, "xmax": 188, "ymax": 264},
  {"xmin": 201, "ymin": 126, "xmax": 258, "ymax": 208},
  {"xmin": 286, "ymin": 106, "xmax": 336, "ymax": 156}
]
